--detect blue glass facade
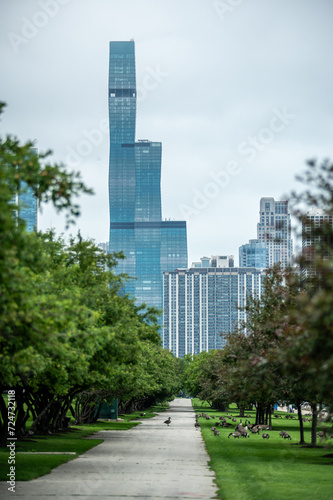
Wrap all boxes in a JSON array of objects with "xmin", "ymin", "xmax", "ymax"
[
  {"xmin": 17, "ymin": 182, "xmax": 37, "ymax": 232},
  {"xmin": 108, "ymin": 41, "xmax": 187, "ymax": 314},
  {"xmin": 12, "ymin": 147, "xmax": 38, "ymax": 232},
  {"xmin": 239, "ymin": 239, "xmax": 267, "ymax": 268}
]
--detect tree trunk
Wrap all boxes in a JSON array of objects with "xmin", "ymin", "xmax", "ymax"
[
  {"xmin": 60, "ymin": 392, "xmax": 78, "ymax": 428},
  {"xmin": 238, "ymin": 405, "xmax": 245, "ymax": 417},
  {"xmin": 0, "ymin": 394, "xmax": 8, "ymax": 446},
  {"xmin": 296, "ymin": 401, "xmax": 306, "ymax": 444},
  {"xmin": 30, "ymin": 397, "xmax": 56, "ymax": 434},
  {"xmin": 255, "ymin": 403, "xmax": 259, "ymax": 425},
  {"xmin": 310, "ymin": 402, "xmax": 318, "ymax": 447},
  {"xmin": 267, "ymin": 405, "xmax": 272, "ymax": 430},
  {"xmin": 255, "ymin": 403, "xmax": 265, "ymax": 425},
  {"xmin": 50, "ymin": 399, "xmax": 63, "ymax": 432},
  {"xmin": 75, "ymin": 392, "xmax": 101, "ymax": 424}
]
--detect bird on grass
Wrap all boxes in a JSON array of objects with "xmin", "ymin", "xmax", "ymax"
[{"xmin": 164, "ymin": 417, "xmax": 171, "ymax": 426}]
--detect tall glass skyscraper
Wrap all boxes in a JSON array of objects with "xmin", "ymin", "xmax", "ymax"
[{"xmin": 108, "ymin": 41, "xmax": 187, "ymax": 314}]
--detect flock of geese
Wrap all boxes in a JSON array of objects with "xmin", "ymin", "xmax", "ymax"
[
  {"xmin": 163, "ymin": 411, "xmax": 332, "ymax": 441},
  {"xmin": 164, "ymin": 412, "xmax": 285, "ymax": 439},
  {"xmin": 194, "ymin": 412, "xmax": 292, "ymax": 440}
]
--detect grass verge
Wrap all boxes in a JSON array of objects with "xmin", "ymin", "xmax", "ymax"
[{"xmin": 192, "ymin": 399, "xmax": 333, "ymax": 500}]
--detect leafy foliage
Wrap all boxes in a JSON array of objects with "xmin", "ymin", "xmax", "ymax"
[{"xmin": 0, "ymin": 103, "xmax": 183, "ymax": 444}]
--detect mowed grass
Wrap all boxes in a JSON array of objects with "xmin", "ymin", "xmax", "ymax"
[
  {"xmin": 192, "ymin": 399, "xmax": 333, "ymax": 500},
  {"xmin": 0, "ymin": 404, "xmax": 164, "ymax": 481}
]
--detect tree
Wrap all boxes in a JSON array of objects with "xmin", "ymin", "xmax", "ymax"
[
  {"xmin": 183, "ymin": 352, "xmax": 210, "ymax": 400},
  {"xmin": 274, "ymin": 159, "xmax": 333, "ymax": 445}
]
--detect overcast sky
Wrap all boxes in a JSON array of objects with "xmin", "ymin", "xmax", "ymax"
[{"xmin": 1, "ymin": 0, "xmax": 333, "ymax": 265}]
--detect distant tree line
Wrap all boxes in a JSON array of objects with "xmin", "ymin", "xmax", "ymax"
[
  {"xmin": 0, "ymin": 102, "xmax": 183, "ymax": 446},
  {"xmin": 184, "ymin": 158, "xmax": 333, "ymax": 447}
]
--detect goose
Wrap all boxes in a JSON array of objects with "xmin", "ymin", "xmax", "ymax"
[{"xmin": 228, "ymin": 431, "xmax": 241, "ymax": 438}]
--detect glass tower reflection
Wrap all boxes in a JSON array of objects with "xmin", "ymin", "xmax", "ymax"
[{"xmin": 108, "ymin": 41, "xmax": 187, "ymax": 315}]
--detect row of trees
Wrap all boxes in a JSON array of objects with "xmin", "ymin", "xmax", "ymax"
[
  {"xmin": 0, "ymin": 102, "xmax": 183, "ymax": 445},
  {"xmin": 184, "ymin": 159, "xmax": 333, "ymax": 447}
]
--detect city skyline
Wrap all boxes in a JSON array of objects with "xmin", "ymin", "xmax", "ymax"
[
  {"xmin": 101, "ymin": 195, "xmax": 293, "ymax": 271},
  {"xmin": 1, "ymin": 0, "xmax": 333, "ymax": 265}
]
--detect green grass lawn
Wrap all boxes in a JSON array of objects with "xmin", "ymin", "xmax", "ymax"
[
  {"xmin": 192, "ymin": 399, "xmax": 333, "ymax": 500},
  {"xmin": 0, "ymin": 403, "xmax": 165, "ymax": 481}
]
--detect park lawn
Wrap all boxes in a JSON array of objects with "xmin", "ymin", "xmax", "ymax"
[{"xmin": 192, "ymin": 399, "xmax": 333, "ymax": 500}]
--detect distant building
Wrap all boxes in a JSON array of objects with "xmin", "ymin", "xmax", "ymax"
[
  {"xmin": 192, "ymin": 256, "xmax": 210, "ymax": 268},
  {"xmin": 191, "ymin": 255, "xmax": 234, "ymax": 268},
  {"xmin": 12, "ymin": 147, "xmax": 38, "ymax": 232},
  {"xmin": 97, "ymin": 242, "xmax": 109, "ymax": 253},
  {"xmin": 239, "ymin": 239, "xmax": 267, "ymax": 269},
  {"xmin": 108, "ymin": 41, "xmax": 187, "ymax": 316},
  {"xmin": 17, "ymin": 183, "xmax": 37, "ymax": 232},
  {"xmin": 257, "ymin": 197, "xmax": 293, "ymax": 268},
  {"xmin": 163, "ymin": 265, "xmax": 264, "ymax": 358},
  {"xmin": 301, "ymin": 208, "xmax": 333, "ymax": 275}
]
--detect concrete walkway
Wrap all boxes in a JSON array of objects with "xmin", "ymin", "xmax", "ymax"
[{"xmin": 0, "ymin": 399, "xmax": 218, "ymax": 499}]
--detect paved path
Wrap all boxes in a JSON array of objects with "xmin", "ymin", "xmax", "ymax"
[{"xmin": 0, "ymin": 399, "xmax": 218, "ymax": 499}]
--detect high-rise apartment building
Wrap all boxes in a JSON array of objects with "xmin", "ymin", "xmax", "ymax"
[
  {"xmin": 257, "ymin": 197, "xmax": 293, "ymax": 268},
  {"xmin": 108, "ymin": 41, "xmax": 187, "ymax": 312},
  {"xmin": 163, "ymin": 263, "xmax": 264, "ymax": 357},
  {"xmin": 302, "ymin": 208, "xmax": 333, "ymax": 275},
  {"xmin": 302, "ymin": 209, "xmax": 333, "ymax": 252},
  {"xmin": 239, "ymin": 239, "xmax": 267, "ymax": 269}
]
